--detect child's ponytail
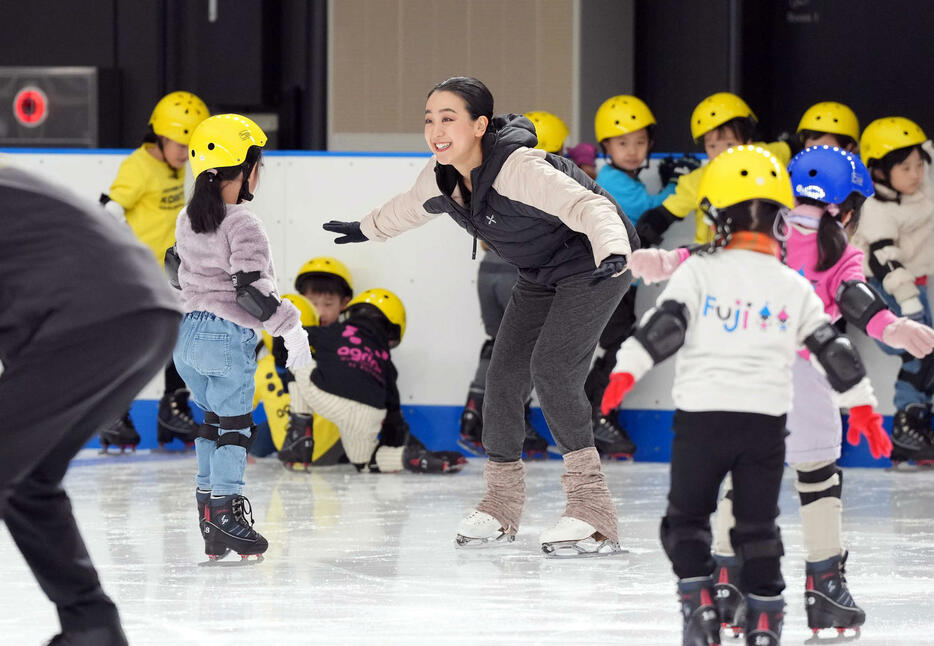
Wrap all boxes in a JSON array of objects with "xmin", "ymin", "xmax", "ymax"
[
  {"xmin": 187, "ymin": 145, "xmax": 263, "ymax": 234},
  {"xmin": 802, "ymin": 191, "xmax": 868, "ymax": 271}
]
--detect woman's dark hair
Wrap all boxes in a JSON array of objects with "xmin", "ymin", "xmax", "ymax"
[
  {"xmin": 797, "ymin": 193, "xmax": 868, "ymax": 270},
  {"xmin": 706, "ymin": 116, "xmax": 759, "ymax": 145},
  {"xmin": 870, "ymin": 144, "xmax": 932, "ymax": 182},
  {"xmin": 797, "ymin": 129, "xmax": 857, "ymax": 150},
  {"xmin": 428, "ymin": 76, "xmax": 494, "ymax": 121},
  {"xmin": 187, "ymin": 145, "xmax": 263, "ymax": 234}
]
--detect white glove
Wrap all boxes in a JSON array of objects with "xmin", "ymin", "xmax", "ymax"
[
  {"xmin": 882, "ymin": 317, "xmax": 934, "ymax": 358},
  {"xmin": 282, "ymin": 326, "xmax": 312, "ymax": 369}
]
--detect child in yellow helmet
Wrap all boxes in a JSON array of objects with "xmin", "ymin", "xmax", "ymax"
[
  {"xmin": 797, "ymin": 101, "xmax": 860, "ymax": 151},
  {"xmin": 98, "ymin": 92, "xmax": 210, "ymax": 453},
  {"xmin": 851, "ymin": 117, "xmax": 934, "ymax": 460},
  {"xmin": 289, "ymin": 289, "xmax": 467, "ymax": 474},
  {"xmin": 602, "ymin": 146, "xmax": 883, "ymax": 645},
  {"xmin": 294, "ymin": 255, "xmax": 354, "ymax": 325},
  {"xmin": 636, "ymin": 92, "xmax": 791, "ymax": 248}
]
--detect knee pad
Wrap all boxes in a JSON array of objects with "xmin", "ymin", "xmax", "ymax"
[
  {"xmin": 660, "ymin": 504, "xmax": 713, "ymax": 560},
  {"xmin": 730, "ymin": 522, "xmax": 784, "ymax": 562},
  {"xmin": 216, "ymin": 414, "xmax": 257, "ymax": 450},
  {"xmin": 198, "ymin": 411, "xmax": 220, "ymax": 441},
  {"xmin": 794, "ymin": 461, "xmax": 842, "ymax": 506}
]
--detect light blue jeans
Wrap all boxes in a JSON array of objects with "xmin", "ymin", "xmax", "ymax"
[
  {"xmin": 868, "ymin": 278, "xmax": 933, "ymax": 411},
  {"xmin": 173, "ymin": 311, "xmax": 257, "ymax": 496}
]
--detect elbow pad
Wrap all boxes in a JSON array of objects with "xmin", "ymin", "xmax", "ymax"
[
  {"xmin": 635, "ymin": 206, "xmax": 678, "ymax": 247},
  {"xmin": 835, "ymin": 280, "xmax": 886, "ymax": 333},
  {"xmin": 231, "ymin": 271, "xmax": 280, "ymax": 321},
  {"xmin": 805, "ymin": 323, "xmax": 866, "ymax": 392},
  {"xmin": 164, "ymin": 245, "xmax": 182, "ymax": 290},
  {"xmin": 633, "ymin": 300, "xmax": 688, "ymax": 363}
]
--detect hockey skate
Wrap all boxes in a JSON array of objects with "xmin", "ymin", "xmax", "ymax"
[
  {"xmin": 522, "ymin": 413, "xmax": 550, "ymax": 460},
  {"xmin": 99, "ymin": 413, "xmax": 140, "ymax": 454},
  {"xmin": 455, "ymin": 509, "xmax": 517, "ymax": 547},
  {"xmin": 457, "ymin": 388, "xmax": 485, "ymax": 455},
  {"xmin": 156, "ymin": 389, "xmax": 199, "ymax": 449},
  {"xmin": 677, "ymin": 576, "xmax": 722, "ymax": 646},
  {"xmin": 889, "ymin": 404, "xmax": 934, "ymax": 468},
  {"xmin": 593, "ymin": 412, "xmax": 636, "ymax": 460},
  {"xmin": 200, "ymin": 494, "xmax": 267, "ymax": 565},
  {"xmin": 804, "ymin": 552, "xmax": 864, "ymax": 642},
  {"xmin": 539, "ymin": 516, "xmax": 625, "ymax": 558},
  {"xmin": 744, "ymin": 595, "xmax": 784, "ymax": 646},
  {"xmin": 277, "ymin": 413, "xmax": 315, "ymax": 471},
  {"xmin": 403, "ymin": 435, "xmax": 467, "ymax": 473},
  {"xmin": 713, "ymin": 554, "xmax": 746, "ymax": 639}
]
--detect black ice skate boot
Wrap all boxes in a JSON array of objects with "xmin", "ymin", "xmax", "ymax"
[
  {"xmin": 157, "ymin": 389, "xmax": 199, "ymax": 448},
  {"xmin": 677, "ymin": 576, "xmax": 721, "ymax": 646},
  {"xmin": 99, "ymin": 412, "xmax": 140, "ymax": 454},
  {"xmin": 277, "ymin": 412, "xmax": 315, "ymax": 471},
  {"xmin": 46, "ymin": 623, "xmax": 129, "ymax": 646},
  {"xmin": 805, "ymin": 552, "xmax": 865, "ymax": 639},
  {"xmin": 744, "ymin": 595, "xmax": 784, "ymax": 646},
  {"xmin": 890, "ymin": 404, "xmax": 934, "ymax": 465},
  {"xmin": 458, "ymin": 387, "xmax": 485, "ymax": 454},
  {"xmin": 522, "ymin": 404, "xmax": 549, "ymax": 460},
  {"xmin": 713, "ymin": 554, "xmax": 746, "ymax": 637},
  {"xmin": 593, "ymin": 412, "xmax": 636, "ymax": 460},
  {"xmin": 202, "ymin": 494, "xmax": 268, "ymax": 562},
  {"xmin": 403, "ymin": 435, "xmax": 467, "ymax": 474}
]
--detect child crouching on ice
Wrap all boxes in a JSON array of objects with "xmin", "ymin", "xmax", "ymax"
[
  {"xmin": 601, "ymin": 147, "xmax": 887, "ymax": 646},
  {"xmin": 289, "ymin": 289, "xmax": 466, "ymax": 474}
]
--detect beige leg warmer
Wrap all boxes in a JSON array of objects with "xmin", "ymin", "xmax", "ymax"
[
  {"xmin": 793, "ymin": 460, "xmax": 843, "ymax": 562},
  {"xmin": 711, "ymin": 473, "xmax": 736, "ymax": 557},
  {"xmin": 476, "ymin": 460, "xmax": 526, "ymax": 533},
  {"xmin": 374, "ymin": 445, "xmax": 405, "ymax": 473},
  {"xmin": 304, "ymin": 382, "xmax": 386, "ymax": 465},
  {"xmin": 560, "ymin": 447, "xmax": 619, "ymax": 543}
]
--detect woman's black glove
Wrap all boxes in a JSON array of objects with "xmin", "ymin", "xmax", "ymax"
[
  {"xmin": 591, "ymin": 254, "xmax": 628, "ymax": 285},
  {"xmin": 323, "ymin": 220, "xmax": 368, "ymax": 244}
]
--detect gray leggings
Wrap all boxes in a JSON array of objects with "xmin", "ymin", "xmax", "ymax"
[{"xmin": 482, "ymin": 270, "xmax": 631, "ymax": 461}]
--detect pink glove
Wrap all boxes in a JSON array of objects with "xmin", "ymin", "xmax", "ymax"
[
  {"xmin": 881, "ymin": 317, "xmax": 934, "ymax": 358},
  {"xmin": 628, "ymin": 248, "xmax": 685, "ymax": 284},
  {"xmin": 601, "ymin": 373, "xmax": 635, "ymax": 416},
  {"xmin": 846, "ymin": 405, "xmax": 892, "ymax": 459}
]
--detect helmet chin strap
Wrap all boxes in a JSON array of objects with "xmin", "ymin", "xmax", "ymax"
[{"xmin": 236, "ymin": 161, "xmax": 257, "ymax": 203}]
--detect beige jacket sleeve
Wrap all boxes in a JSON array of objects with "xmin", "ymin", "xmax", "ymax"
[
  {"xmin": 857, "ymin": 198, "xmax": 919, "ymax": 306},
  {"xmin": 359, "ymin": 158, "xmax": 443, "ymax": 241},
  {"xmin": 492, "ymin": 147, "xmax": 632, "ymax": 268}
]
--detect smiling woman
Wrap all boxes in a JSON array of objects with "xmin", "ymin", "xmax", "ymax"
[{"xmin": 323, "ymin": 75, "xmax": 641, "ymax": 558}]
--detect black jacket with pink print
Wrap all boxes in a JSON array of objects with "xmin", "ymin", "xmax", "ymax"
[{"xmin": 360, "ymin": 114, "xmax": 639, "ymax": 286}]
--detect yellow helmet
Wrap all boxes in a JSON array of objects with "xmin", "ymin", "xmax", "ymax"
[
  {"xmin": 698, "ymin": 145, "xmax": 794, "ymax": 214},
  {"xmin": 594, "ymin": 95, "xmax": 656, "ymax": 142},
  {"xmin": 261, "ymin": 293, "xmax": 318, "ymax": 352},
  {"xmin": 149, "ymin": 91, "xmax": 209, "ymax": 145},
  {"xmin": 188, "ymin": 114, "xmax": 267, "ymax": 179},
  {"xmin": 797, "ymin": 101, "xmax": 860, "ymax": 142},
  {"xmin": 524, "ymin": 111, "xmax": 569, "ymax": 153},
  {"xmin": 294, "ymin": 256, "xmax": 353, "ymax": 296},
  {"xmin": 859, "ymin": 116, "xmax": 927, "ymax": 166},
  {"xmin": 346, "ymin": 288, "xmax": 406, "ymax": 343},
  {"xmin": 690, "ymin": 92, "xmax": 756, "ymax": 142}
]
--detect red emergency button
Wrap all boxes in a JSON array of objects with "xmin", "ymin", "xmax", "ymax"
[{"xmin": 13, "ymin": 86, "xmax": 49, "ymax": 127}]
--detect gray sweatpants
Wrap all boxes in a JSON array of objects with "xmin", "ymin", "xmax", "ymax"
[{"xmin": 482, "ymin": 270, "xmax": 631, "ymax": 461}]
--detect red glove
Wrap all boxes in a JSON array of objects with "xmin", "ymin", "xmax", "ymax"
[
  {"xmin": 846, "ymin": 405, "xmax": 892, "ymax": 459},
  {"xmin": 601, "ymin": 373, "xmax": 636, "ymax": 416}
]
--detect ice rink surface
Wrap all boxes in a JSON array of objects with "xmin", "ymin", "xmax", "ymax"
[{"xmin": 2, "ymin": 454, "xmax": 934, "ymax": 645}]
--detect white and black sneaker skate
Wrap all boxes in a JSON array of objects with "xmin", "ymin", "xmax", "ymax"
[
  {"xmin": 455, "ymin": 510, "xmax": 516, "ymax": 547},
  {"xmin": 539, "ymin": 517, "xmax": 625, "ymax": 558},
  {"xmin": 201, "ymin": 494, "xmax": 267, "ymax": 565}
]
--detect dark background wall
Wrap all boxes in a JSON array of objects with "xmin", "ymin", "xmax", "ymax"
[{"xmin": 1, "ymin": 0, "xmax": 932, "ymax": 150}]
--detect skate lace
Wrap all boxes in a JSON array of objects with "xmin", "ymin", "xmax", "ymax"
[
  {"xmin": 594, "ymin": 417, "xmax": 627, "ymax": 442},
  {"xmin": 232, "ymin": 496, "xmax": 255, "ymax": 528}
]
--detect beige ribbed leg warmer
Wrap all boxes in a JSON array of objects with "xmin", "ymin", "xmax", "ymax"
[
  {"xmin": 793, "ymin": 460, "xmax": 843, "ymax": 562},
  {"xmin": 561, "ymin": 447, "xmax": 619, "ymax": 543},
  {"xmin": 712, "ymin": 473, "xmax": 736, "ymax": 556},
  {"xmin": 475, "ymin": 460, "xmax": 526, "ymax": 534}
]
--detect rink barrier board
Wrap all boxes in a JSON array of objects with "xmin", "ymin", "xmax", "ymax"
[{"xmin": 83, "ymin": 400, "xmax": 891, "ymax": 469}]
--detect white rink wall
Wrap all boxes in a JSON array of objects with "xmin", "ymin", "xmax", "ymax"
[{"xmin": 1, "ymin": 149, "xmax": 912, "ymax": 415}]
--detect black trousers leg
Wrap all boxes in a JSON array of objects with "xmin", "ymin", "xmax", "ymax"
[{"xmin": 0, "ymin": 309, "xmax": 179, "ymax": 630}]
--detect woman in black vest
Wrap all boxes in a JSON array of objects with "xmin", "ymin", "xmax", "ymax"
[{"xmin": 323, "ymin": 76, "xmax": 639, "ymax": 557}]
